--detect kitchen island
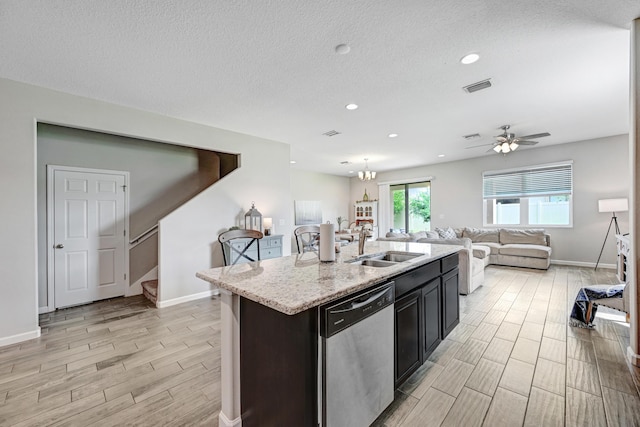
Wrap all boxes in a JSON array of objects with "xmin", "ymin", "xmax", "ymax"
[{"xmin": 197, "ymin": 240, "xmax": 461, "ymax": 427}]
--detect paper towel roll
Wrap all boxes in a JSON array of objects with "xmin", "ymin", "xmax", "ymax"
[{"xmin": 319, "ymin": 223, "xmax": 336, "ymax": 262}]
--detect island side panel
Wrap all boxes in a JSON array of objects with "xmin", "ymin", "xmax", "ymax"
[{"xmin": 240, "ymin": 297, "xmax": 318, "ymax": 427}]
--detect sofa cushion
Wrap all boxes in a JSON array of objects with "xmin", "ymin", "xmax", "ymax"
[
  {"xmin": 409, "ymin": 231, "xmax": 428, "ymax": 240},
  {"xmin": 499, "ymin": 244, "xmax": 551, "ymax": 259},
  {"xmin": 463, "ymin": 227, "xmax": 500, "ymax": 243},
  {"xmin": 425, "ymin": 230, "xmax": 440, "ymax": 239},
  {"xmin": 499, "ymin": 228, "xmax": 547, "ymax": 246},
  {"xmin": 435, "ymin": 227, "xmax": 457, "ymax": 239},
  {"xmin": 478, "ymin": 241, "xmax": 501, "ymax": 255},
  {"xmin": 472, "ymin": 245, "xmax": 491, "ymax": 259},
  {"xmin": 386, "ymin": 232, "xmax": 411, "ymax": 239}
]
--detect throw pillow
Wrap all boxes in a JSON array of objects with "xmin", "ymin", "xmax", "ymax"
[
  {"xmin": 425, "ymin": 231, "xmax": 440, "ymax": 239},
  {"xmin": 409, "ymin": 231, "xmax": 427, "ymax": 240},
  {"xmin": 436, "ymin": 227, "xmax": 456, "ymax": 240}
]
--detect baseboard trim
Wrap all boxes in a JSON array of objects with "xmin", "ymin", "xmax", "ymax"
[
  {"xmin": 628, "ymin": 346, "xmax": 640, "ymax": 368},
  {"xmin": 0, "ymin": 327, "xmax": 41, "ymax": 348},
  {"xmin": 219, "ymin": 411, "xmax": 242, "ymax": 427},
  {"xmin": 550, "ymin": 259, "xmax": 616, "ymax": 270},
  {"xmin": 156, "ymin": 288, "xmax": 219, "ymax": 309}
]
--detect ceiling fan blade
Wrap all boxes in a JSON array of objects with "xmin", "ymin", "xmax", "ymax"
[
  {"xmin": 517, "ymin": 140, "xmax": 539, "ymax": 146},
  {"xmin": 465, "ymin": 142, "xmax": 495, "ymax": 149},
  {"xmin": 518, "ymin": 132, "xmax": 550, "ymax": 140},
  {"xmin": 495, "ymin": 136, "xmax": 508, "ymax": 143}
]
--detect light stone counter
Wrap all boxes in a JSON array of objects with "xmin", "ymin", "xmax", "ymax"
[{"xmin": 196, "ymin": 240, "xmax": 461, "ymax": 315}]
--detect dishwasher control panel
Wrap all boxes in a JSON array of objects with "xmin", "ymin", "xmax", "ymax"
[{"xmin": 321, "ymin": 282, "xmax": 394, "ymax": 338}]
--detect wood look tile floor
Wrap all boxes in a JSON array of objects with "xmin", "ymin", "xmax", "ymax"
[
  {"xmin": 0, "ymin": 266, "xmax": 639, "ymax": 426},
  {"xmin": 376, "ymin": 265, "xmax": 640, "ymax": 427}
]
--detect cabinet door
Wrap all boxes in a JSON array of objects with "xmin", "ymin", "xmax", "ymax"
[
  {"xmin": 422, "ymin": 278, "xmax": 441, "ymax": 359},
  {"xmin": 394, "ymin": 288, "xmax": 422, "ymax": 387},
  {"xmin": 441, "ymin": 268, "xmax": 460, "ymax": 338}
]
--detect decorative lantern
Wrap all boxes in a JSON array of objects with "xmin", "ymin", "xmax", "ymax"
[{"xmin": 244, "ymin": 202, "xmax": 263, "ymax": 232}]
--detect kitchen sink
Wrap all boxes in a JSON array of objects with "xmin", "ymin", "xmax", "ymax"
[
  {"xmin": 347, "ymin": 251, "xmax": 424, "ymax": 267},
  {"xmin": 350, "ymin": 259, "xmax": 398, "ymax": 268},
  {"xmin": 375, "ymin": 252, "xmax": 423, "ymax": 262}
]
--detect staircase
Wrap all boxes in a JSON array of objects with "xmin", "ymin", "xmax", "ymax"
[{"xmin": 141, "ymin": 280, "xmax": 158, "ymax": 305}]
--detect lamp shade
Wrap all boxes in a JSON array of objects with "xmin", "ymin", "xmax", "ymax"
[
  {"xmin": 598, "ymin": 198, "xmax": 628, "ymax": 213},
  {"xmin": 263, "ymin": 217, "xmax": 273, "ymax": 229}
]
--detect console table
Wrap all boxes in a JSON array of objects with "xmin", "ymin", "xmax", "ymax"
[
  {"xmin": 616, "ymin": 234, "xmax": 630, "ymax": 283},
  {"xmin": 222, "ymin": 234, "xmax": 283, "ymax": 265}
]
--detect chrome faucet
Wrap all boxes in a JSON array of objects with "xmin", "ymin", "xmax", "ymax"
[{"xmin": 358, "ymin": 228, "xmax": 370, "ymax": 255}]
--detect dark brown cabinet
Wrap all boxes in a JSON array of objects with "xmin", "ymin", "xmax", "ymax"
[
  {"xmin": 394, "ymin": 288, "xmax": 422, "ymax": 386},
  {"xmin": 393, "ymin": 253, "xmax": 459, "ymax": 387},
  {"xmin": 441, "ymin": 268, "xmax": 459, "ymax": 338},
  {"xmin": 422, "ymin": 278, "xmax": 442, "ymax": 357}
]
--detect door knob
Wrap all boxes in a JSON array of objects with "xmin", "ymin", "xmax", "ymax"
[{"xmin": 55, "ymin": 244, "xmax": 64, "ymax": 249}]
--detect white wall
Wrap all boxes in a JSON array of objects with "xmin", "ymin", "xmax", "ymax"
[
  {"xmin": 351, "ymin": 135, "xmax": 629, "ymax": 266},
  {"xmin": 290, "ymin": 169, "xmax": 351, "ymax": 252},
  {"xmin": 0, "ymin": 77, "xmax": 291, "ymax": 345}
]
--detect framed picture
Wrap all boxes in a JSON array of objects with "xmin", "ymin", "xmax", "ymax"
[{"xmin": 295, "ymin": 200, "xmax": 322, "ymax": 225}]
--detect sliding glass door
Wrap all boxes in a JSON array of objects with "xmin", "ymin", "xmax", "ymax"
[{"xmin": 391, "ymin": 181, "xmax": 431, "ymax": 232}]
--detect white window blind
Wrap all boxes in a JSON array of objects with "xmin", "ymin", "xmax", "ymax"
[{"xmin": 483, "ymin": 163, "xmax": 573, "ymax": 199}]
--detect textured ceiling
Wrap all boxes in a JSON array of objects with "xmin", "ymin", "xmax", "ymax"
[{"xmin": 1, "ymin": 1, "xmax": 639, "ymax": 175}]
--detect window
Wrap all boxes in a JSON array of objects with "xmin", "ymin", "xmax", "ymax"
[
  {"xmin": 391, "ymin": 181, "xmax": 431, "ymax": 232},
  {"xmin": 483, "ymin": 162, "xmax": 573, "ymax": 227}
]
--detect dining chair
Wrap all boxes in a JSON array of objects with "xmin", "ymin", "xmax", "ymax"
[
  {"xmin": 218, "ymin": 229, "xmax": 264, "ymax": 266},
  {"xmin": 294, "ymin": 225, "xmax": 320, "ymax": 254}
]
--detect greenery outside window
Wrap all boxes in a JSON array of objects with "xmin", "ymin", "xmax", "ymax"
[
  {"xmin": 483, "ymin": 162, "xmax": 573, "ymax": 227},
  {"xmin": 391, "ymin": 181, "xmax": 431, "ymax": 232}
]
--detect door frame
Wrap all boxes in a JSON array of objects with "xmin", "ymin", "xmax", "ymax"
[{"xmin": 46, "ymin": 165, "xmax": 130, "ymax": 312}]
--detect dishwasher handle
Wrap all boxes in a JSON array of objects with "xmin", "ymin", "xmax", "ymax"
[
  {"xmin": 330, "ymin": 287, "xmax": 391, "ymax": 314},
  {"xmin": 323, "ymin": 282, "xmax": 394, "ymax": 338}
]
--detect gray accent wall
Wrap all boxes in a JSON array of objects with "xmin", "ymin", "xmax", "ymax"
[
  {"xmin": 290, "ymin": 169, "xmax": 351, "ymax": 253},
  {"xmin": 37, "ymin": 124, "xmax": 224, "ymax": 307},
  {"xmin": 0, "ymin": 77, "xmax": 291, "ymax": 345},
  {"xmin": 351, "ymin": 135, "xmax": 629, "ymax": 266}
]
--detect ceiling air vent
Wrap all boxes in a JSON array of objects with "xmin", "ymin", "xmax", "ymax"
[
  {"xmin": 463, "ymin": 133, "xmax": 481, "ymax": 140},
  {"xmin": 323, "ymin": 130, "xmax": 341, "ymax": 137},
  {"xmin": 463, "ymin": 79, "xmax": 492, "ymax": 94},
  {"xmin": 340, "ymin": 161, "xmax": 351, "ymax": 165}
]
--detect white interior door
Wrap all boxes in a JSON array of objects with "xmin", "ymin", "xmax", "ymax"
[{"xmin": 53, "ymin": 169, "xmax": 126, "ymax": 308}]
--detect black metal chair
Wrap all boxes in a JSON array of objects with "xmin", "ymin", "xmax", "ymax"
[
  {"xmin": 218, "ymin": 229, "xmax": 264, "ymax": 266},
  {"xmin": 294, "ymin": 225, "xmax": 320, "ymax": 254}
]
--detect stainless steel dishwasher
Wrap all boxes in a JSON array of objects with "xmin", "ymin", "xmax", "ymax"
[{"xmin": 320, "ymin": 282, "xmax": 395, "ymax": 427}]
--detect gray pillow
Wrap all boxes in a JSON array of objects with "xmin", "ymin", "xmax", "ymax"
[
  {"xmin": 409, "ymin": 231, "xmax": 427, "ymax": 240},
  {"xmin": 436, "ymin": 227, "xmax": 456, "ymax": 239},
  {"xmin": 425, "ymin": 231, "xmax": 440, "ymax": 239}
]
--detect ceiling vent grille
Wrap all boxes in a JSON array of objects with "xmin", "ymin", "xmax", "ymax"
[
  {"xmin": 463, "ymin": 79, "xmax": 492, "ymax": 93},
  {"xmin": 323, "ymin": 130, "xmax": 341, "ymax": 137},
  {"xmin": 340, "ymin": 161, "xmax": 351, "ymax": 165},
  {"xmin": 463, "ymin": 133, "xmax": 481, "ymax": 140}
]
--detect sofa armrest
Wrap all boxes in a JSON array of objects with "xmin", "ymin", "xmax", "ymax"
[{"xmin": 545, "ymin": 233, "xmax": 551, "ymax": 247}]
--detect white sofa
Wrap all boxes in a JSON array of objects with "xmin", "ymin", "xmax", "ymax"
[
  {"xmin": 458, "ymin": 227, "xmax": 552, "ymax": 270},
  {"xmin": 378, "ymin": 227, "xmax": 552, "ymax": 295}
]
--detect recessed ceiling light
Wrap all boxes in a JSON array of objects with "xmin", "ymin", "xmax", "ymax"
[
  {"xmin": 388, "ymin": 133, "xmax": 398, "ymax": 138},
  {"xmin": 460, "ymin": 53, "xmax": 480, "ymax": 64},
  {"xmin": 290, "ymin": 160, "xmax": 296, "ymax": 164},
  {"xmin": 335, "ymin": 44, "xmax": 351, "ymax": 55},
  {"xmin": 345, "ymin": 103, "xmax": 358, "ymax": 110},
  {"xmin": 438, "ymin": 154, "xmax": 445, "ymax": 158}
]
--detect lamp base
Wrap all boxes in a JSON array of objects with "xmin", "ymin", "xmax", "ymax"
[{"xmin": 265, "ymin": 229, "xmax": 271, "ymax": 236}]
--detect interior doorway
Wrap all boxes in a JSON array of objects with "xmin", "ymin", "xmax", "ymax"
[{"xmin": 47, "ymin": 165, "xmax": 129, "ymax": 309}]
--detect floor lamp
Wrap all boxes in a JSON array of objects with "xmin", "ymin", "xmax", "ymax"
[{"xmin": 594, "ymin": 198, "xmax": 628, "ymax": 270}]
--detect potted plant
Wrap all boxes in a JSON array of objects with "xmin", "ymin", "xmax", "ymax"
[{"xmin": 336, "ymin": 216, "xmax": 347, "ymax": 232}]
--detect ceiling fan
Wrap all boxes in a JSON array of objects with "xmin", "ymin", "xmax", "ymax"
[{"xmin": 466, "ymin": 125, "xmax": 551, "ymax": 154}]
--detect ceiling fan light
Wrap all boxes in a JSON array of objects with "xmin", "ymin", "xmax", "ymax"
[
  {"xmin": 501, "ymin": 142, "xmax": 510, "ymax": 153},
  {"xmin": 358, "ymin": 171, "xmax": 364, "ymax": 180},
  {"xmin": 493, "ymin": 145, "xmax": 502, "ymax": 153},
  {"xmin": 371, "ymin": 171, "xmax": 376, "ymax": 180},
  {"xmin": 510, "ymin": 142, "xmax": 519, "ymax": 151}
]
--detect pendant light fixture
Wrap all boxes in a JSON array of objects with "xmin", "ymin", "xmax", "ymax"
[{"xmin": 358, "ymin": 158, "xmax": 376, "ymax": 181}]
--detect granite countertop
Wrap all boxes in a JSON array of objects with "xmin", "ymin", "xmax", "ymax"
[{"xmin": 196, "ymin": 240, "xmax": 461, "ymax": 315}]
